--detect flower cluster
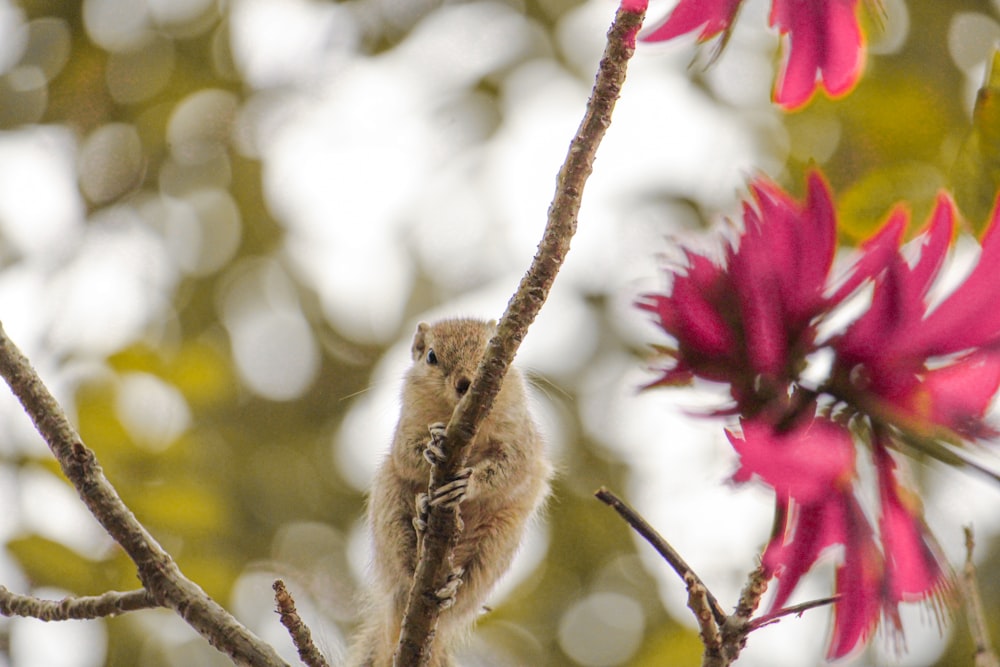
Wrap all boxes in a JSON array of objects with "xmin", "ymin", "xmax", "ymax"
[
  {"xmin": 644, "ymin": 0, "xmax": 865, "ymax": 109},
  {"xmin": 639, "ymin": 172, "xmax": 1000, "ymax": 658}
]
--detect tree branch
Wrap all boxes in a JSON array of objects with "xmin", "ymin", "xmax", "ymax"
[
  {"xmin": 746, "ymin": 595, "xmax": 838, "ymax": 632},
  {"xmin": 0, "ymin": 586, "xmax": 160, "ymax": 621},
  {"xmin": 686, "ymin": 573, "xmax": 722, "ymax": 659},
  {"xmin": 392, "ymin": 3, "xmax": 646, "ymax": 664},
  {"xmin": 0, "ymin": 323, "xmax": 289, "ymax": 667},
  {"xmin": 595, "ymin": 486, "xmax": 727, "ymax": 626},
  {"xmin": 597, "ymin": 486, "xmax": 839, "ymax": 666},
  {"xmin": 273, "ymin": 580, "xmax": 330, "ymax": 667},
  {"xmin": 715, "ymin": 563, "xmax": 769, "ymax": 663}
]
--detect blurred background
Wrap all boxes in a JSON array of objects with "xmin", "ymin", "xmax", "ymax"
[{"xmin": 0, "ymin": 0, "xmax": 999, "ymax": 665}]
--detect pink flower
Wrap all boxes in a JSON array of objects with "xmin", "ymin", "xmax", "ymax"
[
  {"xmin": 644, "ymin": 0, "xmax": 865, "ymax": 109},
  {"xmin": 638, "ymin": 171, "xmax": 987, "ymax": 658},
  {"xmin": 832, "ymin": 196, "xmax": 1000, "ymax": 439},
  {"xmin": 640, "ymin": 176, "xmax": 1000, "ymax": 437},
  {"xmin": 729, "ymin": 417, "xmax": 881, "ymax": 658},
  {"xmin": 637, "ymin": 172, "xmax": 838, "ymax": 411},
  {"xmin": 729, "ymin": 417, "xmax": 948, "ymax": 658}
]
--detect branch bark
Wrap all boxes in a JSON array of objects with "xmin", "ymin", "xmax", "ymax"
[
  {"xmin": 0, "ymin": 323, "xmax": 290, "ymax": 667},
  {"xmin": 747, "ymin": 596, "xmax": 838, "ymax": 631},
  {"xmin": 273, "ymin": 580, "xmax": 330, "ymax": 667},
  {"xmin": 392, "ymin": 4, "xmax": 646, "ymax": 665},
  {"xmin": 0, "ymin": 586, "xmax": 159, "ymax": 621}
]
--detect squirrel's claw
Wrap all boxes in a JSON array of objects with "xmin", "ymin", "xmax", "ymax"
[
  {"xmin": 435, "ymin": 566, "xmax": 465, "ymax": 610},
  {"xmin": 423, "ymin": 422, "xmax": 472, "ymax": 508},
  {"xmin": 412, "ymin": 492, "xmax": 430, "ymax": 536},
  {"xmin": 423, "ymin": 422, "xmax": 448, "ymax": 466},
  {"xmin": 429, "ymin": 468, "xmax": 472, "ymax": 508}
]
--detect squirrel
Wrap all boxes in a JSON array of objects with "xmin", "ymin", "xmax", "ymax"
[{"xmin": 349, "ymin": 318, "xmax": 551, "ymax": 667}]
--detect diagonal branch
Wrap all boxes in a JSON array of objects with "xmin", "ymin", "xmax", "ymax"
[
  {"xmin": 595, "ymin": 486, "xmax": 727, "ymax": 625},
  {"xmin": 392, "ymin": 3, "xmax": 647, "ymax": 665},
  {"xmin": 0, "ymin": 323, "xmax": 289, "ymax": 667}
]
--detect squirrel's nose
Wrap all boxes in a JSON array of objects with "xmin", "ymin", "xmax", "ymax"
[{"xmin": 455, "ymin": 376, "xmax": 471, "ymax": 396}]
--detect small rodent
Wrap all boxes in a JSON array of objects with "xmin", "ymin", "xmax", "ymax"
[{"xmin": 349, "ymin": 318, "xmax": 551, "ymax": 667}]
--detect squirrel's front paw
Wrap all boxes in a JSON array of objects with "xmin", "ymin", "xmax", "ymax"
[
  {"xmin": 422, "ymin": 422, "xmax": 448, "ymax": 466},
  {"xmin": 412, "ymin": 492, "xmax": 430, "ymax": 536},
  {"xmin": 429, "ymin": 468, "xmax": 472, "ymax": 508},
  {"xmin": 435, "ymin": 566, "xmax": 465, "ymax": 610}
]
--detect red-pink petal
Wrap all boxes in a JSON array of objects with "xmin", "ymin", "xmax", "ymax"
[
  {"xmin": 731, "ymin": 248, "xmax": 788, "ymax": 376},
  {"xmin": 874, "ymin": 445, "xmax": 947, "ymax": 608},
  {"xmin": 771, "ymin": 0, "xmax": 864, "ymax": 108},
  {"xmin": 913, "ymin": 201, "xmax": 1000, "ymax": 355},
  {"xmin": 907, "ymin": 194, "xmax": 955, "ymax": 300},
  {"xmin": 669, "ymin": 282, "xmax": 737, "ymax": 358},
  {"xmin": 833, "ymin": 209, "xmax": 912, "ymax": 374},
  {"xmin": 729, "ymin": 417, "xmax": 855, "ymax": 504},
  {"xmin": 728, "ymin": 173, "xmax": 837, "ymax": 376},
  {"xmin": 827, "ymin": 506, "xmax": 882, "ymax": 659},
  {"xmin": 921, "ymin": 351, "xmax": 1000, "ymax": 437},
  {"xmin": 763, "ymin": 498, "xmax": 846, "ymax": 610},
  {"xmin": 796, "ymin": 172, "xmax": 838, "ymax": 311},
  {"xmin": 830, "ymin": 207, "xmax": 906, "ymax": 305},
  {"xmin": 643, "ymin": 0, "xmax": 742, "ymax": 42},
  {"xmin": 619, "ymin": 0, "xmax": 649, "ymax": 14}
]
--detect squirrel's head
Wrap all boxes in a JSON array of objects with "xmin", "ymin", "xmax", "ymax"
[{"xmin": 409, "ymin": 318, "xmax": 497, "ymax": 407}]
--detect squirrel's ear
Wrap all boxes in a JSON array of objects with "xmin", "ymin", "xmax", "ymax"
[
  {"xmin": 486, "ymin": 319, "xmax": 498, "ymax": 334},
  {"xmin": 411, "ymin": 322, "xmax": 430, "ymax": 360}
]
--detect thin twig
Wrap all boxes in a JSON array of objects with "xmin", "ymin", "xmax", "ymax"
[
  {"xmin": 729, "ymin": 564, "xmax": 768, "ymax": 624},
  {"xmin": 273, "ymin": 580, "xmax": 330, "ymax": 667},
  {"xmin": 716, "ymin": 564, "xmax": 769, "ymax": 664},
  {"xmin": 747, "ymin": 596, "xmax": 839, "ymax": 631},
  {"xmin": 0, "ymin": 586, "xmax": 160, "ymax": 621},
  {"xmin": 595, "ymin": 486, "xmax": 727, "ymax": 625},
  {"xmin": 0, "ymin": 323, "xmax": 289, "ymax": 667},
  {"xmin": 596, "ymin": 486, "xmax": 837, "ymax": 666},
  {"xmin": 392, "ymin": 3, "xmax": 647, "ymax": 666},
  {"xmin": 962, "ymin": 526, "xmax": 1000, "ymax": 667}
]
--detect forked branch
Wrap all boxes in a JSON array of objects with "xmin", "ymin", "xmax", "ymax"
[{"xmin": 596, "ymin": 486, "xmax": 837, "ymax": 667}]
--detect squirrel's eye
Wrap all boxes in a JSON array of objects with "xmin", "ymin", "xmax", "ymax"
[{"xmin": 426, "ymin": 349, "xmax": 438, "ymax": 365}]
